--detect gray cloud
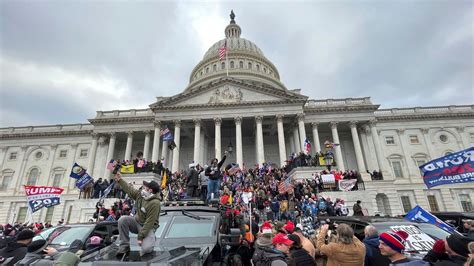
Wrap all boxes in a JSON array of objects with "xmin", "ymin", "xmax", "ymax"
[{"xmin": 0, "ymin": 0, "xmax": 472, "ymax": 127}]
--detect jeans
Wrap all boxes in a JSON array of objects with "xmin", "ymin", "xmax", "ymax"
[
  {"xmin": 207, "ymin": 179, "xmax": 220, "ymax": 201},
  {"xmin": 118, "ymin": 216, "xmax": 156, "ymax": 255}
]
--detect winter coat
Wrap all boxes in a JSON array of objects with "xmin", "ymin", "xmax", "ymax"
[
  {"xmin": 316, "ymin": 234, "xmax": 366, "ymax": 266},
  {"xmin": 205, "ymin": 155, "xmax": 227, "ymax": 180},
  {"xmin": 363, "ymin": 236, "xmax": 390, "ymax": 266},
  {"xmin": 252, "ymin": 245, "xmax": 288, "ymax": 266},
  {"xmin": 118, "ymin": 179, "xmax": 161, "ymax": 240},
  {"xmin": 186, "ymin": 168, "xmax": 199, "ymax": 187},
  {"xmin": 199, "ymin": 171, "xmax": 208, "ymax": 187},
  {"xmin": 0, "ymin": 241, "xmax": 27, "ymax": 266},
  {"xmin": 433, "ymin": 255, "xmax": 468, "ymax": 266},
  {"xmin": 16, "ymin": 250, "xmax": 62, "ymax": 265},
  {"xmin": 289, "ymin": 248, "xmax": 316, "ymax": 266},
  {"xmin": 467, "ymin": 229, "xmax": 474, "ymax": 239},
  {"xmin": 390, "ymin": 258, "xmax": 430, "ymax": 265},
  {"xmin": 353, "ymin": 203, "xmax": 364, "ymax": 216}
]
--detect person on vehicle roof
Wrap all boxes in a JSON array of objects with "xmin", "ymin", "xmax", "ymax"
[
  {"xmin": 378, "ymin": 230, "xmax": 429, "ymax": 265},
  {"xmin": 114, "ymin": 172, "xmax": 161, "ymax": 257},
  {"xmin": 205, "ymin": 150, "xmax": 227, "ymax": 201}
]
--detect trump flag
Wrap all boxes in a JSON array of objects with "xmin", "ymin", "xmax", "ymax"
[
  {"xmin": 405, "ymin": 205, "xmax": 457, "ymax": 234},
  {"xmin": 419, "ymin": 147, "xmax": 474, "ymax": 188},
  {"xmin": 25, "ymin": 186, "xmax": 64, "ymax": 213}
]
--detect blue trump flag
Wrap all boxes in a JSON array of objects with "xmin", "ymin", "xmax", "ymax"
[
  {"xmin": 405, "ymin": 205, "xmax": 456, "ymax": 234},
  {"xmin": 69, "ymin": 162, "xmax": 93, "ymax": 190},
  {"xmin": 419, "ymin": 147, "xmax": 474, "ymax": 188}
]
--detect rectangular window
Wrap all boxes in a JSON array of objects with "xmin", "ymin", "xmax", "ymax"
[
  {"xmin": 45, "ymin": 207, "xmax": 54, "ymax": 223},
  {"xmin": 415, "ymin": 159, "xmax": 427, "ymax": 176},
  {"xmin": 409, "ymin": 135, "xmax": 420, "ymax": 144},
  {"xmin": 460, "ymin": 194, "xmax": 472, "ymax": 212},
  {"xmin": 0, "ymin": 175, "xmax": 12, "ymax": 191},
  {"xmin": 52, "ymin": 173, "xmax": 62, "ymax": 187},
  {"xmin": 9, "ymin": 152, "xmax": 17, "ymax": 160},
  {"xmin": 79, "ymin": 149, "xmax": 88, "ymax": 158},
  {"xmin": 17, "ymin": 207, "xmax": 28, "ymax": 223},
  {"xmin": 392, "ymin": 161, "xmax": 404, "ymax": 178},
  {"xmin": 427, "ymin": 195, "xmax": 439, "ymax": 212},
  {"xmin": 59, "ymin": 150, "xmax": 68, "ymax": 158},
  {"xmin": 385, "ymin": 136, "xmax": 395, "ymax": 145},
  {"xmin": 401, "ymin": 196, "xmax": 412, "ymax": 213}
]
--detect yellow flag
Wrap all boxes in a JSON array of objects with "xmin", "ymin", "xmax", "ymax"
[
  {"xmin": 161, "ymin": 171, "xmax": 167, "ymax": 189},
  {"xmin": 319, "ymin": 156, "xmax": 326, "ymax": 166},
  {"xmin": 120, "ymin": 164, "xmax": 134, "ymax": 174},
  {"xmin": 229, "ymin": 194, "xmax": 233, "ymax": 205}
]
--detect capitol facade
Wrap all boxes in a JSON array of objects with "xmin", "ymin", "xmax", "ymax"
[{"xmin": 0, "ymin": 14, "xmax": 473, "ymax": 224}]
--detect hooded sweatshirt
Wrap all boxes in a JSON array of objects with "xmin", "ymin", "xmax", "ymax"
[{"xmin": 0, "ymin": 241, "xmax": 27, "ymax": 266}]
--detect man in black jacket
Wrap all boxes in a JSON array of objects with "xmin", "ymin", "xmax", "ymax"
[
  {"xmin": 433, "ymin": 234, "xmax": 470, "ymax": 266},
  {"xmin": 205, "ymin": 151, "xmax": 227, "ymax": 201},
  {"xmin": 0, "ymin": 229, "xmax": 35, "ymax": 266},
  {"xmin": 363, "ymin": 225, "xmax": 390, "ymax": 266},
  {"xmin": 186, "ymin": 164, "xmax": 199, "ymax": 198}
]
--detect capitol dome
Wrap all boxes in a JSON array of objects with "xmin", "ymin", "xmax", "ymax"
[{"xmin": 186, "ymin": 11, "xmax": 287, "ymax": 91}]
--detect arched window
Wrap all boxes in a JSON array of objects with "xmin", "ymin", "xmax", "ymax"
[
  {"xmin": 213, "ymin": 64, "xmax": 217, "ymax": 71},
  {"xmin": 230, "ymin": 61, "xmax": 234, "ymax": 69},
  {"xmin": 221, "ymin": 62, "xmax": 225, "ymax": 70},
  {"xmin": 1, "ymin": 169, "xmax": 14, "ymax": 191},
  {"xmin": 206, "ymin": 67, "xmax": 209, "ymax": 74},
  {"xmin": 264, "ymin": 67, "xmax": 267, "ymax": 73},
  {"xmin": 412, "ymin": 153, "xmax": 429, "ymax": 176},
  {"xmin": 248, "ymin": 62, "xmax": 252, "ymax": 69},
  {"xmin": 27, "ymin": 168, "xmax": 40, "ymax": 186},
  {"xmin": 256, "ymin": 64, "xmax": 260, "ymax": 71},
  {"xmin": 239, "ymin": 61, "xmax": 243, "ymax": 68}
]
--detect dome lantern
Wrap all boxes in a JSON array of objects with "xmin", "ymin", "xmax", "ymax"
[{"xmin": 225, "ymin": 10, "xmax": 241, "ymax": 38}]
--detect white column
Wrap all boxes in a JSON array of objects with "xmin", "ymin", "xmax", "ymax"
[
  {"xmin": 87, "ymin": 133, "xmax": 99, "ymax": 176},
  {"xmin": 330, "ymin": 122, "xmax": 345, "ymax": 171},
  {"xmin": 45, "ymin": 145, "xmax": 58, "ymax": 186},
  {"xmin": 456, "ymin": 126, "xmax": 468, "ymax": 149},
  {"xmin": 289, "ymin": 133, "xmax": 295, "ymax": 155},
  {"xmin": 311, "ymin": 122, "xmax": 321, "ymax": 153},
  {"xmin": 397, "ymin": 129, "xmax": 418, "ymax": 179},
  {"xmin": 161, "ymin": 140, "xmax": 168, "ymax": 168},
  {"xmin": 143, "ymin": 130, "xmax": 151, "ymax": 160},
  {"xmin": 151, "ymin": 121, "xmax": 161, "ymax": 162},
  {"xmin": 369, "ymin": 120, "xmax": 386, "ymax": 173},
  {"xmin": 350, "ymin": 121, "xmax": 366, "ymax": 172},
  {"xmin": 193, "ymin": 119, "xmax": 201, "ymax": 164},
  {"xmin": 214, "ymin": 117, "xmax": 222, "ymax": 159},
  {"xmin": 235, "ymin": 116, "xmax": 243, "ymax": 167},
  {"xmin": 171, "ymin": 120, "xmax": 181, "ymax": 173},
  {"xmin": 200, "ymin": 128, "xmax": 206, "ymax": 165},
  {"xmin": 124, "ymin": 131, "xmax": 134, "ymax": 161},
  {"xmin": 256, "ymin": 116, "xmax": 265, "ymax": 165},
  {"xmin": 297, "ymin": 114, "xmax": 307, "ymax": 153},
  {"xmin": 105, "ymin": 132, "xmax": 116, "ymax": 176},
  {"xmin": 421, "ymin": 128, "xmax": 436, "ymax": 160},
  {"xmin": 276, "ymin": 115, "xmax": 287, "ymax": 167},
  {"xmin": 292, "ymin": 126, "xmax": 301, "ymax": 153},
  {"xmin": 67, "ymin": 144, "xmax": 79, "ymax": 192}
]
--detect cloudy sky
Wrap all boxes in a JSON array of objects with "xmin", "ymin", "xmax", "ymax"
[{"xmin": 0, "ymin": 0, "xmax": 472, "ymax": 127}]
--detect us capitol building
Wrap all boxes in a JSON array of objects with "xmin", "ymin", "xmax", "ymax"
[{"xmin": 0, "ymin": 13, "xmax": 473, "ymax": 224}]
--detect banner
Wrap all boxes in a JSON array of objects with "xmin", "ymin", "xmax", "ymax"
[
  {"xmin": 405, "ymin": 205, "xmax": 457, "ymax": 234},
  {"xmin": 25, "ymin": 186, "xmax": 64, "ymax": 213},
  {"xmin": 338, "ymin": 179, "xmax": 357, "ymax": 191},
  {"xmin": 321, "ymin": 174, "xmax": 335, "ymax": 184},
  {"xmin": 419, "ymin": 147, "xmax": 474, "ymax": 188},
  {"xmin": 120, "ymin": 164, "xmax": 135, "ymax": 174},
  {"xmin": 70, "ymin": 163, "xmax": 93, "ymax": 190},
  {"xmin": 390, "ymin": 225, "xmax": 435, "ymax": 252}
]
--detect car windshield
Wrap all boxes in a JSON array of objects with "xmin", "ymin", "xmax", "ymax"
[
  {"xmin": 48, "ymin": 226, "xmax": 93, "ymax": 246},
  {"xmin": 130, "ymin": 216, "xmax": 170, "ymax": 238},
  {"xmin": 33, "ymin": 227, "xmax": 56, "ymax": 241},
  {"xmin": 165, "ymin": 215, "xmax": 215, "ymax": 238}
]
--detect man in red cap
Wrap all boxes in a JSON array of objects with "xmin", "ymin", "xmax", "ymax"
[
  {"xmin": 252, "ymin": 233, "xmax": 292, "ymax": 265},
  {"xmin": 114, "ymin": 172, "xmax": 161, "ymax": 257}
]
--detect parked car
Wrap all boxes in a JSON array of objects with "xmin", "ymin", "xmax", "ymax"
[{"xmin": 317, "ymin": 216, "xmax": 451, "ymax": 259}]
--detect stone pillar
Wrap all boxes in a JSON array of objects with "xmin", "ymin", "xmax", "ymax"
[
  {"xmin": 350, "ymin": 121, "xmax": 366, "ymax": 172},
  {"xmin": 235, "ymin": 116, "xmax": 243, "ymax": 167},
  {"xmin": 397, "ymin": 129, "xmax": 418, "ymax": 179},
  {"xmin": 171, "ymin": 120, "xmax": 181, "ymax": 173},
  {"xmin": 292, "ymin": 127, "xmax": 301, "ymax": 153},
  {"xmin": 151, "ymin": 121, "xmax": 161, "ymax": 162},
  {"xmin": 369, "ymin": 120, "xmax": 386, "ymax": 173},
  {"xmin": 87, "ymin": 133, "xmax": 99, "ymax": 176},
  {"xmin": 124, "ymin": 131, "xmax": 134, "ymax": 161},
  {"xmin": 297, "ymin": 114, "xmax": 307, "ymax": 153},
  {"xmin": 289, "ymin": 133, "xmax": 295, "ymax": 155},
  {"xmin": 200, "ymin": 128, "xmax": 206, "ymax": 165},
  {"xmin": 161, "ymin": 139, "xmax": 168, "ymax": 168},
  {"xmin": 105, "ymin": 132, "xmax": 116, "ymax": 177},
  {"xmin": 143, "ymin": 130, "xmax": 151, "ymax": 160},
  {"xmin": 276, "ymin": 115, "xmax": 287, "ymax": 167},
  {"xmin": 255, "ymin": 116, "xmax": 265, "ymax": 165},
  {"xmin": 193, "ymin": 119, "xmax": 201, "ymax": 164},
  {"xmin": 67, "ymin": 144, "xmax": 79, "ymax": 192},
  {"xmin": 311, "ymin": 122, "xmax": 321, "ymax": 153},
  {"xmin": 421, "ymin": 128, "xmax": 436, "ymax": 160},
  {"xmin": 214, "ymin": 117, "xmax": 222, "ymax": 159},
  {"xmin": 330, "ymin": 122, "xmax": 345, "ymax": 171},
  {"xmin": 456, "ymin": 127, "xmax": 468, "ymax": 149}
]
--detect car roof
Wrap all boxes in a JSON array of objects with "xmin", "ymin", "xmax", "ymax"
[
  {"xmin": 431, "ymin": 212, "xmax": 474, "ymax": 219},
  {"xmin": 59, "ymin": 221, "xmax": 117, "ymax": 227},
  {"xmin": 161, "ymin": 205, "xmax": 220, "ymax": 213},
  {"xmin": 320, "ymin": 216, "xmax": 409, "ymax": 224}
]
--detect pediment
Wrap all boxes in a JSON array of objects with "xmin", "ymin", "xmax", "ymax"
[{"xmin": 151, "ymin": 78, "xmax": 307, "ymax": 108}]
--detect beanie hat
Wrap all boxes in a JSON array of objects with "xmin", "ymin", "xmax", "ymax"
[
  {"xmin": 262, "ymin": 221, "xmax": 272, "ymax": 235},
  {"xmin": 379, "ymin": 231, "xmax": 409, "ymax": 253},
  {"xmin": 27, "ymin": 239, "xmax": 48, "ymax": 253},
  {"xmin": 16, "ymin": 229, "xmax": 35, "ymax": 241},
  {"xmin": 432, "ymin": 239, "xmax": 445, "ymax": 255},
  {"xmin": 446, "ymin": 233, "xmax": 470, "ymax": 257},
  {"xmin": 89, "ymin": 236, "xmax": 102, "ymax": 246},
  {"xmin": 283, "ymin": 221, "xmax": 295, "ymax": 233}
]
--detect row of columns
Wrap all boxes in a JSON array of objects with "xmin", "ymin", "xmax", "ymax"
[{"xmin": 90, "ymin": 116, "xmax": 387, "ymax": 176}]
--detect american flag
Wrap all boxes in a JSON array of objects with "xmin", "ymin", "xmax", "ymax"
[
  {"xmin": 278, "ymin": 177, "xmax": 293, "ymax": 194},
  {"xmin": 160, "ymin": 127, "xmax": 170, "ymax": 136},
  {"xmin": 219, "ymin": 40, "xmax": 227, "ymax": 61}
]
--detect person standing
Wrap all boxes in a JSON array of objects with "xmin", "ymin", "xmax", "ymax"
[
  {"xmin": 114, "ymin": 172, "xmax": 161, "ymax": 257},
  {"xmin": 353, "ymin": 200, "xmax": 364, "ymax": 216},
  {"xmin": 363, "ymin": 225, "xmax": 390, "ymax": 266},
  {"xmin": 0, "ymin": 229, "xmax": 35, "ymax": 266},
  {"xmin": 205, "ymin": 151, "xmax": 227, "ymax": 201},
  {"xmin": 378, "ymin": 230, "xmax": 428, "ymax": 265},
  {"xmin": 186, "ymin": 163, "xmax": 199, "ymax": 198},
  {"xmin": 199, "ymin": 165, "xmax": 209, "ymax": 201}
]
